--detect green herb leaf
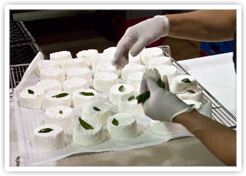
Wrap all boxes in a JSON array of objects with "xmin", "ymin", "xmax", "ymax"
[
  {"xmin": 52, "ymin": 93, "xmax": 69, "ymax": 98},
  {"xmin": 112, "ymin": 118, "xmax": 119, "ymax": 126},
  {"xmin": 28, "ymin": 89, "xmax": 34, "ymax": 94},
  {"xmin": 157, "ymin": 78, "xmax": 164, "ymax": 88},
  {"xmin": 38, "ymin": 128, "xmax": 53, "ymax": 133},
  {"xmin": 118, "ymin": 85, "xmax": 125, "ymax": 92},
  {"xmin": 181, "ymin": 78, "xmax": 191, "ymax": 83},
  {"xmin": 136, "ymin": 91, "xmax": 150, "ymax": 104},
  {"xmin": 59, "ymin": 110, "xmax": 63, "ymax": 114},
  {"xmin": 93, "ymin": 106, "xmax": 101, "ymax": 111},
  {"xmin": 79, "ymin": 91, "xmax": 95, "ymax": 96},
  {"xmin": 127, "ymin": 95, "xmax": 135, "ymax": 101},
  {"xmin": 186, "ymin": 90, "xmax": 195, "ymax": 94},
  {"xmin": 189, "ymin": 104, "xmax": 195, "ymax": 107},
  {"xmin": 79, "ymin": 117, "xmax": 94, "ymax": 130}
]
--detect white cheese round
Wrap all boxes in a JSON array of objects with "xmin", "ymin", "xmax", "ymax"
[
  {"xmin": 33, "ymin": 124, "xmax": 64, "ymax": 152},
  {"xmin": 91, "ymin": 53, "xmax": 108, "ymax": 71},
  {"xmin": 82, "ymin": 101, "xmax": 111, "ymax": 125},
  {"xmin": 50, "ymin": 51, "xmax": 72, "ymax": 65},
  {"xmin": 40, "ymin": 67, "xmax": 65, "ymax": 83},
  {"xmin": 36, "ymin": 79, "xmax": 62, "ymax": 93},
  {"xmin": 76, "ymin": 49, "xmax": 99, "ymax": 67},
  {"xmin": 155, "ymin": 65, "xmax": 179, "ymax": 84},
  {"xmin": 177, "ymin": 87, "xmax": 204, "ymax": 102},
  {"xmin": 109, "ymin": 84, "xmax": 134, "ymax": 105},
  {"xmin": 61, "ymin": 58, "xmax": 86, "ymax": 74},
  {"xmin": 150, "ymin": 120, "xmax": 182, "ymax": 136},
  {"xmin": 129, "ymin": 54, "xmax": 141, "ymax": 64},
  {"xmin": 93, "ymin": 72, "xmax": 118, "ymax": 92},
  {"xmin": 170, "ymin": 75, "xmax": 198, "ymax": 94},
  {"xmin": 95, "ymin": 61, "xmax": 120, "ymax": 77},
  {"xmin": 19, "ymin": 86, "xmax": 45, "ymax": 109},
  {"xmin": 118, "ymin": 94, "xmax": 144, "ymax": 116},
  {"xmin": 107, "ymin": 113, "xmax": 138, "ymax": 140},
  {"xmin": 103, "ymin": 47, "xmax": 116, "ymax": 60},
  {"xmin": 63, "ymin": 78, "xmax": 88, "ymax": 96},
  {"xmin": 42, "ymin": 90, "xmax": 71, "ymax": 110},
  {"xmin": 66, "ymin": 67, "xmax": 92, "ymax": 83},
  {"xmin": 148, "ymin": 56, "xmax": 172, "ymax": 69},
  {"xmin": 73, "ymin": 88, "xmax": 99, "ymax": 110},
  {"xmin": 45, "ymin": 105, "xmax": 74, "ymax": 129},
  {"xmin": 183, "ymin": 100, "xmax": 202, "ymax": 110},
  {"xmin": 73, "ymin": 118, "xmax": 105, "ymax": 146},
  {"xmin": 35, "ymin": 60, "xmax": 59, "ymax": 76},
  {"xmin": 121, "ymin": 63, "xmax": 145, "ymax": 80},
  {"xmin": 141, "ymin": 47, "xmax": 163, "ymax": 65},
  {"xmin": 127, "ymin": 72, "xmax": 144, "ymax": 94}
]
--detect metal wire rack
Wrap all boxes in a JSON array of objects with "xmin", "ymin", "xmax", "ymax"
[
  {"xmin": 9, "ymin": 42, "xmax": 42, "ymax": 96},
  {"xmin": 10, "ymin": 21, "xmax": 35, "ymax": 45},
  {"xmin": 10, "ymin": 43, "xmax": 40, "ymax": 65},
  {"xmin": 10, "ymin": 20, "xmax": 46, "ymax": 95},
  {"xmin": 159, "ymin": 45, "xmax": 236, "ymax": 129},
  {"xmin": 10, "ymin": 63, "xmax": 29, "ymax": 95}
]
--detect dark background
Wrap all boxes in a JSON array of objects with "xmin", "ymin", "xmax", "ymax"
[{"xmin": 10, "ymin": 10, "xmax": 200, "ymax": 61}]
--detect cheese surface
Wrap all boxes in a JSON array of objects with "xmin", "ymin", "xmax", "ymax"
[
  {"xmin": 20, "ymin": 86, "xmax": 45, "ymax": 109},
  {"xmin": 40, "ymin": 67, "xmax": 65, "ymax": 83},
  {"xmin": 45, "ymin": 105, "xmax": 74, "ymax": 128},
  {"xmin": 109, "ymin": 84, "xmax": 134, "ymax": 105},
  {"xmin": 119, "ymin": 94, "xmax": 144, "ymax": 116},
  {"xmin": 42, "ymin": 90, "xmax": 71, "ymax": 110},
  {"xmin": 73, "ymin": 88, "xmax": 99, "ymax": 110},
  {"xmin": 63, "ymin": 78, "xmax": 88, "ymax": 95},
  {"xmin": 82, "ymin": 101, "xmax": 111, "ymax": 125},
  {"xmin": 76, "ymin": 49, "xmax": 98, "ymax": 66},
  {"xmin": 170, "ymin": 75, "xmax": 198, "ymax": 94},
  {"xmin": 141, "ymin": 47, "xmax": 163, "ymax": 65},
  {"xmin": 33, "ymin": 124, "xmax": 64, "ymax": 152},
  {"xmin": 35, "ymin": 60, "xmax": 59, "ymax": 76},
  {"xmin": 36, "ymin": 79, "xmax": 62, "ymax": 93},
  {"xmin": 107, "ymin": 113, "xmax": 138, "ymax": 140},
  {"xmin": 121, "ymin": 63, "xmax": 145, "ymax": 80},
  {"xmin": 73, "ymin": 118, "xmax": 105, "ymax": 146},
  {"xmin": 93, "ymin": 72, "xmax": 118, "ymax": 92}
]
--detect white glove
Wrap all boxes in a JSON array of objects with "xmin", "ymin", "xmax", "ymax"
[
  {"xmin": 140, "ymin": 70, "xmax": 194, "ymax": 122},
  {"xmin": 198, "ymin": 102, "xmax": 212, "ymax": 118},
  {"xmin": 113, "ymin": 15, "xmax": 169, "ymax": 68}
]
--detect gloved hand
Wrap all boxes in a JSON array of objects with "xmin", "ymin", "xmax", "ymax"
[
  {"xmin": 197, "ymin": 102, "xmax": 212, "ymax": 118},
  {"xmin": 113, "ymin": 15, "xmax": 169, "ymax": 68},
  {"xmin": 140, "ymin": 69, "xmax": 194, "ymax": 122}
]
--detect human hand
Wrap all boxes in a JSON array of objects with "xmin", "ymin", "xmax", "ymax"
[
  {"xmin": 113, "ymin": 15, "xmax": 169, "ymax": 69},
  {"xmin": 140, "ymin": 69, "xmax": 194, "ymax": 122}
]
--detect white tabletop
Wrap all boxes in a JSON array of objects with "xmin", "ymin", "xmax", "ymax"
[
  {"xmin": 178, "ymin": 52, "xmax": 236, "ymax": 116},
  {"xmin": 9, "ymin": 53, "xmax": 236, "ymax": 167}
]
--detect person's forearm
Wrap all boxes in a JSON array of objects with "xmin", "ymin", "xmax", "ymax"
[
  {"xmin": 173, "ymin": 110, "xmax": 236, "ymax": 166},
  {"xmin": 166, "ymin": 10, "xmax": 236, "ymax": 42}
]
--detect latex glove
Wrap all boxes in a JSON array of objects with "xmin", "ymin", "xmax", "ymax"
[
  {"xmin": 198, "ymin": 102, "xmax": 212, "ymax": 118},
  {"xmin": 140, "ymin": 71, "xmax": 194, "ymax": 122},
  {"xmin": 113, "ymin": 15, "xmax": 169, "ymax": 68}
]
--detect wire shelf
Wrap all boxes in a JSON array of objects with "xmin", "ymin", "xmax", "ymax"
[
  {"xmin": 158, "ymin": 45, "xmax": 236, "ymax": 129},
  {"xmin": 10, "ymin": 43, "xmax": 39, "ymax": 65},
  {"xmin": 10, "ymin": 21, "xmax": 35, "ymax": 45},
  {"xmin": 10, "ymin": 63, "xmax": 30, "ymax": 95}
]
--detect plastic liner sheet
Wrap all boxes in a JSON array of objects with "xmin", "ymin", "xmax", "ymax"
[{"xmin": 13, "ymin": 52, "xmax": 192, "ymax": 166}]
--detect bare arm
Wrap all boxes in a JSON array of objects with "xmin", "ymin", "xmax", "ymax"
[
  {"xmin": 173, "ymin": 110, "xmax": 236, "ymax": 166},
  {"xmin": 166, "ymin": 10, "xmax": 236, "ymax": 42}
]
